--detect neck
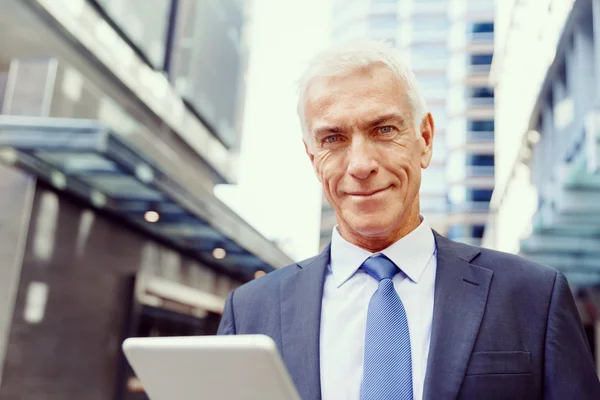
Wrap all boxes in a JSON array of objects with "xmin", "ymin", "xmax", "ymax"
[{"xmin": 338, "ymin": 203, "xmax": 422, "ymax": 253}]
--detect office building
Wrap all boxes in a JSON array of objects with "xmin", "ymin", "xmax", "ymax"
[
  {"xmin": 486, "ymin": 0, "xmax": 599, "ymax": 360},
  {"xmin": 485, "ymin": 0, "xmax": 600, "ymax": 287},
  {"xmin": 319, "ymin": 0, "xmax": 496, "ymax": 250},
  {"xmin": 0, "ymin": 0, "xmax": 291, "ymax": 398}
]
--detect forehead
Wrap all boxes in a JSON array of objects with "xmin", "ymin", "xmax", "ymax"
[{"xmin": 303, "ymin": 64, "xmax": 410, "ymax": 129}]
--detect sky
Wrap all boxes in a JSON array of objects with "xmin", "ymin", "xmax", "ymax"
[{"xmin": 215, "ymin": 0, "xmax": 333, "ymax": 261}]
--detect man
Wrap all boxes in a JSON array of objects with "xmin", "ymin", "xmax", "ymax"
[{"xmin": 217, "ymin": 41, "xmax": 600, "ymax": 399}]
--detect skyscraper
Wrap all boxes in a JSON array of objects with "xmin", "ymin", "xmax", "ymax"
[{"xmin": 319, "ymin": 0, "xmax": 496, "ymax": 249}]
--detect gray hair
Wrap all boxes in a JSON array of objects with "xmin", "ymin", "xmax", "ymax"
[{"xmin": 297, "ymin": 40, "xmax": 428, "ymax": 144}]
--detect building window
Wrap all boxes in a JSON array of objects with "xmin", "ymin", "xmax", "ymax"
[
  {"xmin": 467, "ymin": 154, "xmax": 495, "ymax": 166},
  {"xmin": 470, "ymin": 54, "xmax": 494, "ymax": 65},
  {"xmin": 470, "ymin": 87, "xmax": 494, "ymax": 99},
  {"xmin": 472, "ymin": 225, "xmax": 485, "ymax": 238},
  {"xmin": 468, "ymin": 189, "xmax": 493, "ymax": 202},
  {"xmin": 468, "ymin": 120, "xmax": 495, "ymax": 131},
  {"xmin": 470, "ymin": 22, "xmax": 494, "ymax": 34}
]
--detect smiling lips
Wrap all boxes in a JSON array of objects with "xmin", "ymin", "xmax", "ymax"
[{"xmin": 347, "ymin": 186, "xmax": 391, "ymax": 197}]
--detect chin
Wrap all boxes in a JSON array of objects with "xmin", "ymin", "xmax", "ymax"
[{"xmin": 346, "ymin": 215, "xmax": 396, "ymax": 238}]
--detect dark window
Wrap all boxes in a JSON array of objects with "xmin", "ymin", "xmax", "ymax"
[
  {"xmin": 471, "ymin": 87, "xmax": 494, "ymax": 98},
  {"xmin": 468, "ymin": 120, "xmax": 495, "ymax": 131},
  {"xmin": 470, "ymin": 54, "xmax": 494, "ymax": 65},
  {"xmin": 467, "ymin": 154, "xmax": 495, "ymax": 166},
  {"xmin": 471, "ymin": 22, "xmax": 494, "ymax": 34},
  {"xmin": 472, "ymin": 225, "xmax": 485, "ymax": 238},
  {"xmin": 468, "ymin": 189, "xmax": 494, "ymax": 202}
]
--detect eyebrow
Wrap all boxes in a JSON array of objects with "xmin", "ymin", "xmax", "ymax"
[
  {"xmin": 312, "ymin": 113, "xmax": 409, "ymax": 138},
  {"xmin": 362, "ymin": 113, "xmax": 407, "ymax": 129},
  {"xmin": 313, "ymin": 125, "xmax": 344, "ymax": 138}
]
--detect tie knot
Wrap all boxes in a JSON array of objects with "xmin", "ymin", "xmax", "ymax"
[{"xmin": 361, "ymin": 254, "xmax": 399, "ymax": 281}]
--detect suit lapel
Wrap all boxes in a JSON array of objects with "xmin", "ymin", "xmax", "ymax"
[
  {"xmin": 280, "ymin": 245, "xmax": 330, "ymax": 400},
  {"xmin": 423, "ymin": 233, "xmax": 493, "ymax": 400}
]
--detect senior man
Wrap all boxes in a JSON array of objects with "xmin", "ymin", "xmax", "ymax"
[{"xmin": 217, "ymin": 41, "xmax": 600, "ymax": 399}]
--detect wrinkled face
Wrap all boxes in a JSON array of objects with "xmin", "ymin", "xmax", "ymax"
[{"xmin": 303, "ymin": 63, "xmax": 434, "ymax": 246}]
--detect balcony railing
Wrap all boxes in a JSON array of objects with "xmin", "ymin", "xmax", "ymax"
[
  {"xmin": 447, "ymin": 131, "xmax": 495, "ymax": 150},
  {"xmin": 450, "ymin": 201, "xmax": 491, "ymax": 213},
  {"xmin": 465, "ymin": 165, "xmax": 495, "ymax": 177},
  {"xmin": 467, "ymin": 97, "xmax": 495, "ymax": 107},
  {"xmin": 467, "ymin": 64, "xmax": 492, "ymax": 75},
  {"xmin": 468, "ymin": 31, "xmax": 494, "ymax": 43},
  {"xmin": 467, "ymin": 131, "xmax": 495, "ymax": 142}
]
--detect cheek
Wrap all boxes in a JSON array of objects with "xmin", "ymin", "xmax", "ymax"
[
  {"xmin": 316, "ymin": 153, "xmax": 344, "ymax": 193},
  {"xmin": 384, "ymin": 150, "xmax": 420, "ymax": 187},
  {"xmin": 392, "ymin": 143, "xmax": 421, "ymax": 173},
  {"xmin": 387, "ymin": 154, "xmax": 412, "ymax": 178}
]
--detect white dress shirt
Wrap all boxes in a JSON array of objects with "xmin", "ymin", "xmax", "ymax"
[{"xmin": 319, "ymin": 218, "xmax": 437, "ymax": 400}]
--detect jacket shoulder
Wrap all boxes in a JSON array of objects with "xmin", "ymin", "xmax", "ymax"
[
  {"xmin": 473, "ymin": 246, "xmax": 558, "ymax": 282},
  {"xmin": 232, "ymin": 253, "xmax": 321, "ymax": 300}
]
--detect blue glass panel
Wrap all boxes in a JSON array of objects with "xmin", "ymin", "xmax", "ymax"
[
  {"xmin": 471, "ymin": 87, "xmax": 494, "ymax": 98},
  {"xmin": 470, "ymin": 22, "xmax": 494, "ymax": 34},
  {"xmin": 467, "ymin": 154, "xmax": 495, "ymax": 166},
  {"xmin": 468, "ymin": 189, "xmax": 493, "ymax": 202},
  {"xmin": 470, "ymin": 54, "xmax": 494, "ymax": 65},
  {"xmin": 468, "ymin": 120, "xmax": 495, "ymax": 131}
]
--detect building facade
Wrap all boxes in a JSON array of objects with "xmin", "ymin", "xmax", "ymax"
[
  {"xmin": 485, "ymin": 0, "xmax": 600, "ymax": 287},
  {"xmin": 0, "ymin": 0, "xmax": 291, "ymax": 399},
  {"xmin": 319, "ymin": 0, "xmax": 496, "ymax": 250},
  {"xmin": 486, "ymin": 0, "xmax": 599, "ymax": 364}
]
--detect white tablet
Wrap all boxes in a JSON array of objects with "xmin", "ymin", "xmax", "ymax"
[{"xmin": 122, "ymin": 335, "xmax": 300, "ymax": 400}]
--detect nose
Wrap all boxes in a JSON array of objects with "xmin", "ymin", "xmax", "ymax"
[{"xmin": 347, "ymin": 136, "xmax": 379, "ymax": 180}]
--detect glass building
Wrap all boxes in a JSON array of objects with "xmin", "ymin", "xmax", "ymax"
[
  {"xmin": 486, "ymin": 0, "xmax": 599, "ymax": 286},
  {"xmin": 486, "ymin": 0, "xmax": 599, "ymax": 360},
  {"xmin": 0, "ymin": 0, "xmax": 291, "ymax": 398},
  {"xmin": 319, "ymin": 0, "xmax": 496, "ymax": 250}
]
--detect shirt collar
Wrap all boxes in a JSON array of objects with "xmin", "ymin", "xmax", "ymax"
[{"xmin": 329, "ymin": 217, "xmax": 436, "ymax": 288}]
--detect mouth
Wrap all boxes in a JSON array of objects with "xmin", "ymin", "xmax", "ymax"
[{"xmin": 347, "ymin": 186, "xmax": 392, "ymax": 197}]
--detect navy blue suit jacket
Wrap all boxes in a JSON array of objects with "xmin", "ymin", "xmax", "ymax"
[{"xmin": 218, "ymin": 232, "xmax": 600, "ymax": 399}]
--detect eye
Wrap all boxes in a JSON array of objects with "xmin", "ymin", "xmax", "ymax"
[
  {"xmin": 324, "ymin": 135, "xmax": 339, "ymax": 144},
  {"xmin": 378, "ymin": 126, "xmax": 394, "ymax": 134}
]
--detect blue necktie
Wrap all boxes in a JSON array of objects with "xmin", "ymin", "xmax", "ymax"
[{"xmin": 360, "ymin": 254, "xmax": 413, "ymax": 400}]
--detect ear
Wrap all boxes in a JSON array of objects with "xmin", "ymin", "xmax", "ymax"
[
  {"xmin": 419, "ymin": 112, "xmax": 435, "ymax": 169},
  {"xmin": 303, "ymin": 139, "xmax": 322, "ymax": 182}
]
